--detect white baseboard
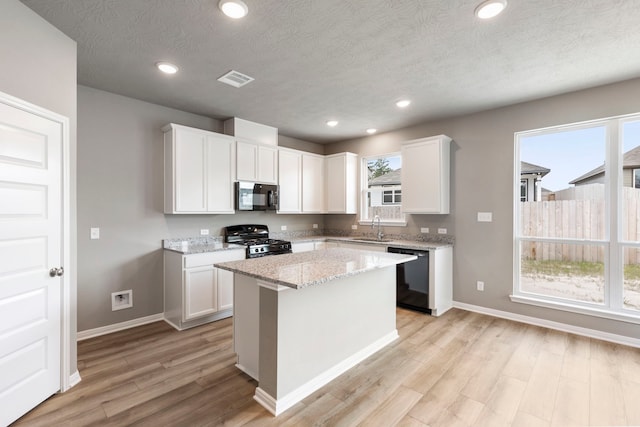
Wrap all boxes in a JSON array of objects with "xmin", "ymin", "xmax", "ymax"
[
  {"xmin": 254, "ymin": 330, "xmax": 399, "ymax": 416},
  {"xmin": 68, "ymin": 370, "xmax": 81, "ymax": 389},
  {"xmin": 77, "ymin": 313, "xmax": 165, "ymax": 340},
  {"xmin": 452, "ymin": 301, "xmax": 640, "ymax": 348}
]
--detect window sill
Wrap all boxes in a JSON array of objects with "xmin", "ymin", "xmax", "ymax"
[
  {"xmin": 510, "ymin": 294, "xmax": 640, "ymax": 325},
  {"xmin": 358, "ymin": 220, "xmax": 407, "ymax": 227}
]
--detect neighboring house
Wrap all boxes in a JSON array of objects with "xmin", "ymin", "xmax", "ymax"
[
  {"xmin": 570, "ymin": 145, "xmax": 640, "ymax": 187},
  {"xmin": 520, "ymin": 161, "xmax": 550, "ymax": 201},
  {"xmin": 368, "ymin": 168, "xmax": 401, "ymax": 206}
]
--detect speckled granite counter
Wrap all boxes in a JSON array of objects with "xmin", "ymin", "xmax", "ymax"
[
  {"xmin": 163, "ymin": 237, "xmax": 244, "ymax": 254},
  {"xmin": 215, "ymin": 247, "xmax": 416, "ymax": 289}
]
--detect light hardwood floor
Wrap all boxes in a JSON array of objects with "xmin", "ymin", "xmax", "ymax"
[{"xmin": 13, "ymin": 308, "xmax": 640, "ymax": 426}]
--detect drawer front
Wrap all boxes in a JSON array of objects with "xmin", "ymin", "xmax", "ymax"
[{"xmin": 184, "ymin": 249, "xmax": 245, "ymax": 268}]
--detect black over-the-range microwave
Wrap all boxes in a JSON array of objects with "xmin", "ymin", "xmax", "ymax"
[{"xmin": 235, "ymin": 181, "xmax": 279, "ymax": 211}]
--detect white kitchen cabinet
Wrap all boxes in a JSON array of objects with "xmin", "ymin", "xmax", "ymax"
[
  {"xmin": 236, "ymin": 139, "xmax": 278, "ymax": 184},
  {"xmin": 326, "ymin": 152, "xmax": 358, "ymax": 214},
  {"xmin": 302, "ymin": 152, "xmax": 326, "ymax": 213},
  {"xmin": 163, "ymin": 123, "xmax": 235, "ymax": 214},
  {"xmin": 334, "ymin": 241, "xmax": 387, "ymax": 252},
  {"xmin": 291, "ymin": 241, "xmax": 326, "ymax": 253},
  {"xmin": 277, "ymin": 148, "xmax": 302, "ymax": 213},
  {"xmin": 164, "ymin": 248, "xmax": 245, "ymax": 330},
  {"xmin": 224, "ymin": 117, "xmax": 278, "ymax": 146},
  {"xmin": 401, "ymin": 135, "xmax": 451, "ymax": 214}
]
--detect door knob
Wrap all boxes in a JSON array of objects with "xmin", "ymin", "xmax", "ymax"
[{"xmin": 49, "ymin": 267, "xmax": 64, "ymax": 277}]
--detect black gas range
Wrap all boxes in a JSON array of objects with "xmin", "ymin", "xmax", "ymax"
[{"xmin": 223, "ymin": 224, "xmax": 292, "ymax": 258}]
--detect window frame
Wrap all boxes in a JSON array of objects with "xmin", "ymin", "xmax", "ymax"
[
  {"xmin": 359, "ymin": 152, "xmax": 406, "ymax": 226},
  {"xmin": 513, "ymin": 113, "xmax": 640, "ymax": 324}
]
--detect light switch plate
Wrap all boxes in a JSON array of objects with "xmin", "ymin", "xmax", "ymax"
[
  {"xmin": 313, "ymin": 224, "xmax": 318, "ymax": 229},
  {"xmin": 90, "ymin": 227, "xmax": 100, "ymax": 240},
  {"xmin": 477, "ymin": 212, "xmax": 493, "ymax": 222},
  {"xmin": 438, "ymin": 228, "xmax": 447, "ymax": 234},
  {"xmin": 351, "ymin": 225, "xmax": 358, "ymax": 230},
  {"xmin": 200, "ymin": 229, "xmax": 209, "ymax": 235},
  {"xmin": 420, "ymin": 227, "xmax": 429, "ymax": 233},
  {"xmin": 281, "ymin": 225, "xmax": 287, "ymax": 231}
]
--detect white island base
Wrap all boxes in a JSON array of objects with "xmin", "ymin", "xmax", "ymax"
[{"xmin": 233, "ymin": 266, "xmax": 398, "ymax": 416}]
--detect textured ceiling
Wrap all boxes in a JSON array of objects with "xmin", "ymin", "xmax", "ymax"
[{"xmin": 20, "ymin": 0, "xmax": 640, "ymax": 143}]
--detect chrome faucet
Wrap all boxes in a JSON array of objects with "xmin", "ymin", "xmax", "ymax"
[{"xmin": 372, "ymin": 215, "xmax": 384, "ymax": 241}]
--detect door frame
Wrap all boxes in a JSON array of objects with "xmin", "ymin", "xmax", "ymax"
[{"xmin": 0, "ymin": 89, "xmax": 75, "ymax": 391}]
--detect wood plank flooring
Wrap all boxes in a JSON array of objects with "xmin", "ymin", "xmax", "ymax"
[{"xmin": 13, "ymin": 308, "xmax": 640, "ymax": 426}]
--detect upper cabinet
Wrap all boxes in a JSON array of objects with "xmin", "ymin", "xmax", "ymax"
[
  {"xmin": 277, "ymin": 149, "xmax": 357, "ymax": 214},
  {"xmin": 278, "ymin": 148, "xmax": 302, "ymax": 213},
  {"xmin": 235, "ymin": 140, "xmax": 278, "ymax": 184},
  {"xmin": 326, "ymin": 152, "xmax": 358, "ymax": 214},
  {"xmin": 225, "ymin": 118, "xmax": 278, "ymax": 184},
  {"xmin": 163, "ymin": 124, "xmax": 235, "ymax": 214},
  {"xmin": 401, "ymin": 135, "xmax": 451, "ymax": 214},
  {"xmin": 302, "ymin": 152, "xmax": 326, "ymax": 213}
]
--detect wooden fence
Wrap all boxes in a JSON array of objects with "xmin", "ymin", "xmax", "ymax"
[{"xmin": 521, "ymin": 185, "xmax": 640, "ymax": 264}]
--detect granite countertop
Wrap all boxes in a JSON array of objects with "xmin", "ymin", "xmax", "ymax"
[
  {"xmin": 289, "ymin": 236, "xmax": 453, "ymax": 250},
  {"xmin": 214, "ymin": 248, "xmax": 417, "ymax": 289},
  {"xmin": 163, "ymin": 237, "xmax": 244, "ymax": 254}
]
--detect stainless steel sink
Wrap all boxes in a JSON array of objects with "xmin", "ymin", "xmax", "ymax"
[{"xmin": 352, "ymin": 238, "xmax": 393, "ymax": 243}]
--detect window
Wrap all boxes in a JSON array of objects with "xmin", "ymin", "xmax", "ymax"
[
  {"xmin": 360, "ymin": 153, "xmax": 405, "ymax": 224},
  {"xmin": 514, "ymin": 114, "xmax": 640, "ymax": 322},
  {"xmin": 382, "ymin": 189, "xmax": 402, "ymax": 204},
  {"xmin": 520, "ymin": 180, "xmax": 527, "ymax": 202}
]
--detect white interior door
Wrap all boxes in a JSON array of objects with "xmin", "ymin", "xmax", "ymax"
[{"xmin": 0, "ymin": 99, "xmax": 63, "ymax": 426}]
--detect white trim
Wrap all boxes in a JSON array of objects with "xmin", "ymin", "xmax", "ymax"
[
  {"xmin": 358, "ymin": 219, "xmax": 407, "ymax": 227},
  {"xmin": 77, "ymin": 313, "xmax": 164, "ymax": 340},
  {"xmin": 253, "ymin": 330, "xmax": 399, "ymax": 416},
  {"xmin": 0, "ymin": 90, "xmax": 74, "ymax": 392},
  {"xmin": 67, "ymin": 371, "xmax": 81, "ymax": 389},
  {"xmin": 453, "ymin": 301, "xmax": 640, "ymax": 348},
  {"xmin": 257, "ymin": 280, "xmax": 292, "ymax": 292},
  {"xmin": 509, "ymin": 294, "xmax": 640, "ymax": 325}
]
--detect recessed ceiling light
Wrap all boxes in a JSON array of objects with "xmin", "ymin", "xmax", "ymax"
[
  {"xmin": 326, "ymin": 120, "xmax": 339, "ymax": 127},
  {"xmin": 475, "ymin": 0, "xmax": 507, "ymax": 19},
  {"xmin": 366, "ymin": 128, "xmax": 377, "ymax": 134},
  {"xmin": 219, "ymin": 0, "xmax": 248, "ymax": 19},
  {"xmin": 396, "ymin": 100, "xmax": 411, "ymax": 108},
  {"xmin": 156, "ymin": 62, "xmax": 179, "ymax": 74}
]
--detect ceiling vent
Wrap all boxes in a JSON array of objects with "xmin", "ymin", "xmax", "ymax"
[{"xmin": 217, "ymin": 70, "xmax": 254, "ymax": 88}]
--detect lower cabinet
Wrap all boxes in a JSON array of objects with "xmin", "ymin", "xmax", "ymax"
[
  {"xmin": 291, "ymin": 241, "xmax": 326, "ymax": 253},
  {"xmin": 164, "ymin": 248, "xmax": 245, "ymax": 330},
  {"xmin": 333, "ymin": 241, "xmax": 387, "ymax": 252}
]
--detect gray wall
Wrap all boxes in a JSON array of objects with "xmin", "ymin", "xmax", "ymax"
[
  {"xmin": 77, "ymin": 86, "xmax": 325, "ymax": 331},
  {"xmin": 0, "ymin": 0, "xmax": 78, "ymax": 372},
  {"xmin": 326, "ymin": 77, "xmax": 640, "ymax": 339}
]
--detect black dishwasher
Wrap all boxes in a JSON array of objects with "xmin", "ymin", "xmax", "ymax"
[{"xmin": 388, "ymin": 247, "xmax": 430, "ymax": 314}]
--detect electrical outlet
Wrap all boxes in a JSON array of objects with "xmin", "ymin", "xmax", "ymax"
[
  {"xmin": 477, "ymin": 212, "xmax": 493, "ymax": 222},
  {"xmin": 90, "ymin": 227, "xmax": 100, "ymax": 240},
  {"xmin": 200, "ymin": 229, "xmax": 209, "ymax": 236},
  {"xmin": 351, "ymin": 224, "xmax": 358, "ymax": 230},
  {"xmin": 313, "ymin": 224, "xmax": 318, "ymax": 229},
  {"xmin": 477, "ymin": 281, "xmax": 485, "ymax": 291},
  {"xmin": 420, "ymin": 227, "xmax": 429, "ymax": 233},
  {"xmin": 111, "ymin": 290, "xmax": 133, "ymax": 311},
  {"xmin": 281, "ymin": 225, "xmax": 287, "ymax": 231},
  {"xmin": 438, "ymin": 228, "xmax": 447, "ymax": 234}
]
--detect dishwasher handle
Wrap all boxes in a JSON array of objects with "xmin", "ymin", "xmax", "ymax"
[{"xmin": 388, "ymin": 247, "xmax": 429, "ymax": 256}]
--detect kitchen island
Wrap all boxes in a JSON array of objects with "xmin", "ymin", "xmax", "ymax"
[{"xmin": 215, "ymin": 247, "xmax": 416, "ymax": 416}]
